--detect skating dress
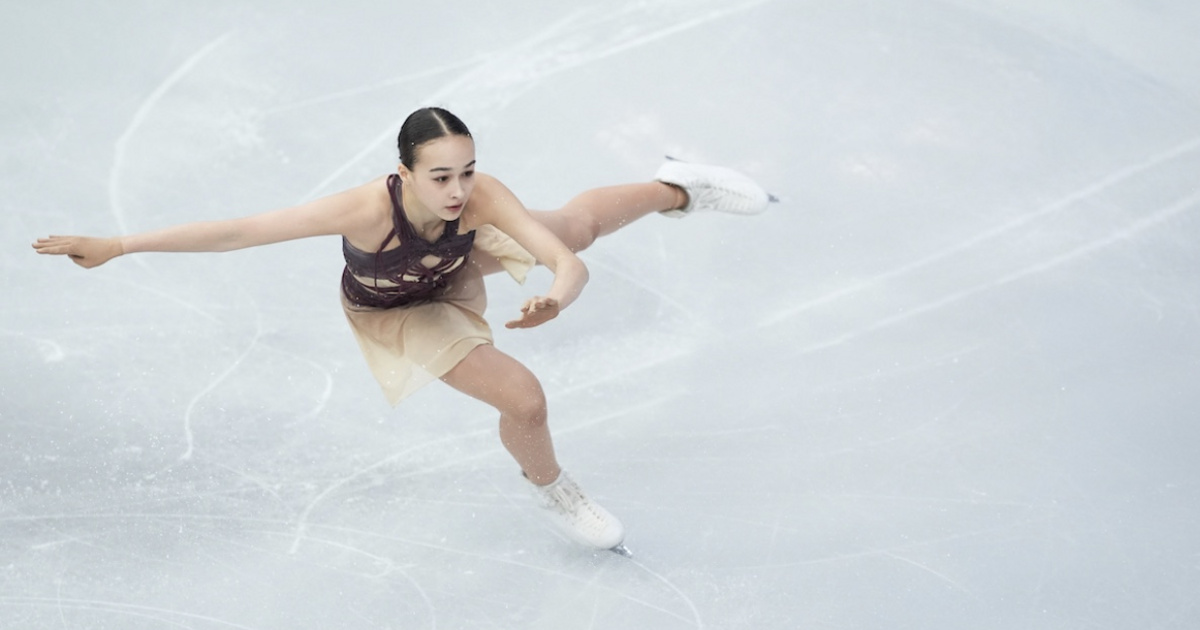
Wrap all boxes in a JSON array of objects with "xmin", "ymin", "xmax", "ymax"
[{"xmin": 340, "ymin": 174, "xmax": 535, "ymax": 405}]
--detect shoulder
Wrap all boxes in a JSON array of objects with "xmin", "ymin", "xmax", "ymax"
[
  {"xmin": 464, "ymin": 172, "xmax": 521, "ymax": 226},
  {"xmin": 334, "ymin": 175, "xmax": 397, "ymax": 245},
  {"xmin": 345, "ymin": 175, "xmax": 392, "ymax": 207},
  {"xmin": 471, "ymin": 172, "xmax": 511, "ymax": 202},
  {"xmin": 324, "ymin": 175, "xmax": 394, "ymax": 225}
]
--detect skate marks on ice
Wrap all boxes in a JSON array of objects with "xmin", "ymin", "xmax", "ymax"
[
  {"xmin": 0, "ymin": 595, "xmax": 265, "ymax": 630},
  {"xmin": 109, "ymin": 32, "xmax": 234, "ymax": 244},
  {"xmin": 298, "ymin": 0, "xmax": 778, "ymax": 200},
  {"xmin": 287, "ymin": 391, "xmax": 683, "ymax": 555},
  {"xmin": 759, "ymin": 135, "xmax": 1200, "ymax": 354},
  {"xmin": 10, "ymin": 1, "xmax": 1200, "ymax": 628},
  {"xmin": 298, "ymin": 522, "xmax": 705, "ymax": 629},
  {"xmin": 179, "ymin": 306, "xmax": 264, "ymax": 462},
  {"xmin": 5, "ymin": 503, "xmax": 702, "ymax": 629}
]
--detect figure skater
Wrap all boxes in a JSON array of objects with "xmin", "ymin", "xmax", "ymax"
[{"xmin": 32, "ymin": 107, "xmax": 772, "ymax": 555}]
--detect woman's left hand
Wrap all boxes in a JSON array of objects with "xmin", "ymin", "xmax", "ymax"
[
  {"xmin": 32, "ymin": 235, "xmax": 124, "ymax": 268},
  {"xmin": 505, "ymin": 296, "xmax": 560, "ymax": 329}
]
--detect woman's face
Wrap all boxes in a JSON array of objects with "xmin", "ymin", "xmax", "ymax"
[{"xmin": 399, "ymin": 134, "xmax": 476, "ymax": 222}]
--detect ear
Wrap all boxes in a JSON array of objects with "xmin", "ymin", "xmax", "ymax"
[{"xmin": 397, "ymin": 162, "xmax": 411, "ymax": 184}]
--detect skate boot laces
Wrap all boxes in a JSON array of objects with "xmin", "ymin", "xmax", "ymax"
[{"xmin": 530, "ymin": 471, "xmax": 625, "ymax": 550}]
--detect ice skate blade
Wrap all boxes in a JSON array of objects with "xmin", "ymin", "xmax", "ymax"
[{"xmin": 609, "ymin": 544, "xmax": 634, "ymax": 558}]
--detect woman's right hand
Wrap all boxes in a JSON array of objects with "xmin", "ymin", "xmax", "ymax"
[{"xmin": 32, "ymin": 235, "xmax": 124, "ymax": 268}]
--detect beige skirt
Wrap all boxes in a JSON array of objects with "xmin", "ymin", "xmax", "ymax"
[{"xmin": 341, "ymin": 225, "xmax": 536, "ymax": 406}]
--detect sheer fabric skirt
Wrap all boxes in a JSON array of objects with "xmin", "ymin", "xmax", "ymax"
[{"xmin": 341, "ymin": 225, "xmax": 536, "ymax": 406}]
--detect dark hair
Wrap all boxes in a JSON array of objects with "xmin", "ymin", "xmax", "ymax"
[{"xmin": 397, "ymin": 107, "xmax": 472, "ymax": 169}]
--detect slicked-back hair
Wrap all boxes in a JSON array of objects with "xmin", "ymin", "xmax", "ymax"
[{"xmin": 397, "ymin": 107, "xmax": 473, "ymax": 169}]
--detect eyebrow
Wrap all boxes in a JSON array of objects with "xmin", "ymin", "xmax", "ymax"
[{"xmin": 429, "ymin": 160, "xmax": 476, "ymax": 173}]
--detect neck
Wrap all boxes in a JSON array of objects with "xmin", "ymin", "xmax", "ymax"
[{"xmin": 400, "ymin": 184, "xmax": 444, "ymax": 236}]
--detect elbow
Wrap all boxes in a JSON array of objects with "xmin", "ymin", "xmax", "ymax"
[{"xmin": 571, "ymin": 256, "xmax": 589, "ymax": 288}]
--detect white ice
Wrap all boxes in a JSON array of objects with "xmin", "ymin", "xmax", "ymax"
[{"xmin": 3, "ymin": 1, "xmax": 1200, "ymax": 628}]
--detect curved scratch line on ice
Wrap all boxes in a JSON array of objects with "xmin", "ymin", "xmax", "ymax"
[
  {"xmin": 261, "ymin": 343, "xmax": 334, "ymax": 423},
  {"xmin": 110, "ymin": 32, "xmax": 233, "ymax": 242},
  {"xmin": 286, "ymin": 428, "xmax": 480, "ymax": 554},
  {"xmin": 180, "ymin": 305, "xmax": 263, "ymax": 461},
  {"xmin": 289, "ymin": 395, "xmax": 679, "ymax": 552},
  {"xmin": 583, "ymin": 255, "xmax": 711, "ymax": 330},
  {"xmin": 557, "ymin": 392, "xmax": 682, "ymax": 436},
  {"xmin": 629, "ymin": 559, "xmax": 705, "ymax": 629},
  {"xmin": 795, "ymin": 187, "xmax": 1200, "ymax": 355},
  {"xmin": 0, "ymin": 597, "xmax": 264, "ymax": 629},
  {"xmin": 262, "ymin": 53, "xmax": 490, "ymax": 115},
  {"xmin": 302, "ymin": 536, "xmax": 437, "ymax": 626},
  {"xmin": 549, "ymin": 347, "xmax": 697, "ymax": 400},
  {"xmin": 389, "ymin": 392, "xmax": 682, "ymax": 481},
  {"xmin": 301, "ymin": 1, "xmax": 772, "ymax": 201},
  {"xmin": 210, "ymin": 462, "xmax": 286, "ymax": 504},
  {"xmin": 879, "ymin": 549, "xmax": 976, "ymax": 596},
  {"xmin": 548, "ymin": 0, "xmax": 775, "ymax": 70},
  {"xmin": 302, "ymin": 536, "xmax": 398, "ymax": 577},
  {"xmin": 0, "ymin": 328, "xmax": 66, "ymax": 362},
  {"xmin": 760, "ymin": 135, "xmax": 1200, "ymax": 327},
  {"xmin": 299, "ymin": 10, "xmax": 594, "ymax": 202},
  {"xmin": 305, "ymin": 526, "xmax": 694, "ymax": 625},
  {"xmin": 100, "ymin": 275, "xmax": 222, "ymax": 323},
  {"xmin": 6, "ymin": 511, "xmax": 684, "ymax": 625}
]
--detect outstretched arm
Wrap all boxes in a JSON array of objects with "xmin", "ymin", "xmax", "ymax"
[
  {"xmin": 469, "ymin": 174, "xmax": 589, "ymax": 329},
  {"xmin": 33, "ymin": 181, "xmax": 380, "ymax": 268}
]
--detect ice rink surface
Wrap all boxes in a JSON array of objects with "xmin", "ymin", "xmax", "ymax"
[{"xmin": 4, "ymin": 0, "xmax": 1200, "ymax": 627}]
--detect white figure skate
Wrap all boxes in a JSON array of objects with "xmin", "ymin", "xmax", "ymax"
[
  {"xmin": 529, "ymin": 471, "xmax": 630, "ymax": 556},
  {"xmin": 655, "ymin": 157, "xmax": 776, "ymax": 218}
]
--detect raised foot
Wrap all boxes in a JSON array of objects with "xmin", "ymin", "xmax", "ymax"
[{"xmin": 656, "ymin": 157, "xmax": 774, "ymax": 217}]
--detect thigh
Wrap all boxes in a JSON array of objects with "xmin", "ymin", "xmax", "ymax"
[
  {"xmin": 527, "ymin": 208, "xmax": 592, "ymax": 252},
  {"xmin": 439, "ymin": 343, "xmax": 544, "ymax": 413}
]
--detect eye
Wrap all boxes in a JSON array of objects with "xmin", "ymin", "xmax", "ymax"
[
  {"xmin": 463, "ymin": 170, "xmax": 475, "ymax": 178},
  {"xmin": 434, "ymin": 175, "xmax": 450, "ymax": 183}
]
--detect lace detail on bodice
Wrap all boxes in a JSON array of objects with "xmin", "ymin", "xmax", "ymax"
[{"xmin": 341, "ymin": 174, "xmax": 476, "ymax": 308}]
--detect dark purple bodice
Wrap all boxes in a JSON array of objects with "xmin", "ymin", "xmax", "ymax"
[{"xmin": 341, "ymin": 174, "xmax": 476, "ymax": 309}]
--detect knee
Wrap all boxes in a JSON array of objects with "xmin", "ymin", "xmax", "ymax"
[
  {"xmin": 566, "ymin": 220, "xmax": 599, "ymax": 253},
  {"xmin": 555, "ymin": 198, "xmax": 605, "ymax": 252},
  {"xmin": 502, "ymin": 376, "xmax": 548, "ymax": 426}
]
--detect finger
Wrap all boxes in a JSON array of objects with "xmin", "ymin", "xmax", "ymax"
[
  {"xmin": 33, "ymin": 238, "xmax": 68, "ymax": 252},
  {"xmin": 506, "ymin": 310, "xmax": 529, "ymax": 328}
]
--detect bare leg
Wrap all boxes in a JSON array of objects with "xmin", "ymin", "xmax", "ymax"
[
  {"xmin": 439, "ymin": 344, "xmax": 561, "ymax": 485},
  {"xmin": 529, "ymin": 182, "xmax": 686, "ymax": 253}
]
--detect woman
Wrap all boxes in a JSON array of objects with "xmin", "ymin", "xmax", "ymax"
[{"xmin": 32, "ymin": 107, "xmax": 772, "ymax": 555}]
